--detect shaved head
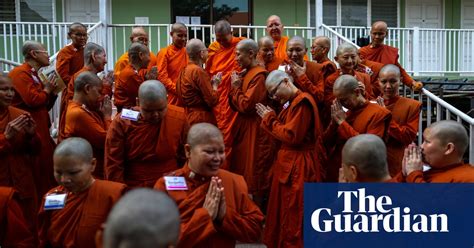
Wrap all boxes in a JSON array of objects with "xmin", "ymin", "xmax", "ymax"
[
  {"xmin": 258, "ymin": 36, "xmax": 274, "ymax": 47},
  {"xmin": 428, "ymin": 120, "xmax": 469, "ymax": 157},
  {"xmin": 22, "ymin": 40, "xmax": 44, "ymax": 59},
  {"xmin": 186, "ymin": 38, "xmax": 206, "ymax": 60},
  {"xmin": 138, "ymin": 80, "xmax": 167, "ymax": 104},
  {"xmin": 0, "ymin": 75, "xmax": 11, "ymax": 84},
  {"xmin": 128, "ymin": 42, "xmax": 149, "ymax": 64},
  {"xmin": 84, "ymin": 42, "xmax": 105, "ymax": 65},
  {"xmin": 74, "ymin": 71, "xmax": 101, "ymax": 92},
  {"xmin": 379, "ymin": 64, "xmax": 401, "ymax": 77},
  {"xmin": 336, "ymin": 42, "xmax": 357, "ymax": 57},
  {"xmin": 131, "ymin": 26, "xmax": 147, "ymax": 38},
  {"xmin": 372, "ymin": 21, "xmax": 388, "ymax": 31},
  {"xmin": 314, "ymin": 36, "xmax": 330, "ymax": 48},
  {"xmin": 104, "ymin": 188, "xmax": 180, "ymax": 248},
  {"xmin": 237, "ymin": 39, "xmax": 258, "ymax": 56},
  {"xmin": 265, "ymin": 70, "xmax": 292, "ymax": 89},
  {"xmin": 215, "ymin": 20, "xmax": 232, "ymax": 34},
  {"xmin": 54, "ymin": 137, "xmax": 93, "ymax": 163},
  {"xmin": 288, "ymin": 36, "xmax": 306, "ymax": 47},
  {"xmin": 69, "ymin": 22, "xmax": 87, "ymax": 33},
  {"xmin": 334, "ymin": 74, "xmax": 359, "ymax": 94},
  {"xmin": 342, "ymin": 134, "xmax": 389, "ymax": 181},
  {"xmin": 171, "ymin": 22, "xmax": 187, "ymax": 32},
  {"xmin": 266, "ymin": 15, "xmax": 282, "ymax": 25},
  {"xmin": 187, "ymin": 123, "xmax": 223, "ymax": 148}
]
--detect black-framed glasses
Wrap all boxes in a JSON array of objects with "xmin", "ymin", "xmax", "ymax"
[{"xmin": 269, "ymin": 79, "xmax": 284, "ymax": 99}]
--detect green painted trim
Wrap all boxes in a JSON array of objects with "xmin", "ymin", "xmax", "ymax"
[
  {"xmin": 253, "ymin": 0, "xmax": 307, "ymax": 27},
  {"xmin": 55, "ymin": 0, "xmax": 63, "ymax": 22},
  {"xmin": 399, "ymin": 0, "xmax": 406, "ymax": 27}
]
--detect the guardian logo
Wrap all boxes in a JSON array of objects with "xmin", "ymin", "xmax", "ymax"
[{"xmin": 311, "ymin": 188, "xmax": 449, "ymax": 233}]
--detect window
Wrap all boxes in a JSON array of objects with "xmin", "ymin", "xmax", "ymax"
[
  {"xmin": 0, "ymin": 0, "xmax": 53, "ymax": 22},
  {"xmin": 310, "ymin": 0, "xmax": 398, "ymax": 27}
]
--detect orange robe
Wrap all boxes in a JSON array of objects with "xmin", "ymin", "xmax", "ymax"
[
  {"xmin": 262, "ymin": 91, "xmax": 324, "ymax": 248},
  {"xmin": 322, "ymin": 70, "xmax": 374, "ymax": 127},
  {"xmin": 291, "ymin": 61, "xmax": 324, "ymax": 104},
  {"xmin": 176, "ymin": 62, "xmax": 218, "ymax": 125},
  {"xmin": 385, "ymin": 96, "xmax": 421, "ymax": 176},
  {"xmin": 319, "ymin": 59, "xmax": 337, "ymax": 79},
  {"xmin": 405, "ymin": 163, "xmax": 474, "ymax": 182},
  {"xmin": 274, "ymin": 36, "xmax": 309, "ymax": 61},
  {"xmin": 323, "ymin": 101, "xmax": 391, "ymax": 181},
  {"xmin": 38, "ymin": 180, "xmax": 126, "ymax": 248},
  {"xmin": 359, "ymin": 45, "xmax": 414, "ymax": 87},
  {"xmin": 105, "ymin": 105, "xmax": 188, "ymax": 188},
  {"xmin": 0, "ymin": 187, "xmax": 34, "ymax": 248},
  {"xmin": 113, "ymin": 64, "xmax": 146, "ymax": 112},
  {"xmin": 156, "ymin": 44, "xmax": 188, "ymax": 106},
  {"xmin": 64, "ymin": 101, "xmax": 111, "ymax": 179},
  {"xmin": 154, "ymin": 165, "xmax": 264, "ymax": 248},
  {"xmin": 8, "ymin": 63, "xmax": 57, "ymax": 199},
  {"xmin": 0, "ymin": 106, "xmax": 40, "ymax": 235},
  {"xmin": 357, "ymin": 59, "xmax": 385, "ymax": 97},
  {"xmin": 113, "ymin": 51, "xmax": 157, "ymax": 79},
  {"xmin": 265, "ymin": 56, "xmax": 285, "ymax": 72},
  {"xmin": 228, "ymin": 66, "xmax": 268, "ymax": 193},
  {"xmin": 206, "ymin": 37, "xmax": 245, "ymax": 149}
]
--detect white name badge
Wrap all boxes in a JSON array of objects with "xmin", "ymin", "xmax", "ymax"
[
  {"xmin": 278, "ymin": 65, "xmax": 287, "ymax": 72},
  {"xmin": 342, "ymin": 106, "xmax": 348, "ymax": 112},
  {"xmin": 121, "ymin": 108, "xmax": 140, "ymax": 121},
  {"xmin": 283, "ymin": 101, "xmax": 290, "ymax": 110},
  {"xmin": 164, "ymin": 176, "xmax": 188, "ymax": 191},
  {"xmin": 44, "ymin": 193, "xmax": 67, "ymax": 210}
]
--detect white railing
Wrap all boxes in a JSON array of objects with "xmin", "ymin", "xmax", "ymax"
[
  {"xmin": 328, "ymin": 25, "xmax": 474, "ymax": 76},
  {"xmin": 0, "ymin": 58, "xmax": 21, "ymax": 74},
  {"xmin": 107, "ymin": 24, "xmax": 317, "ymax": 70},
  {"xmin": 0, "ymin": 22, "xmax": 97, "ymax": 65},
  {"xmin": 320, "ymin": 24, "xmax": 361, "ymax": 59}
]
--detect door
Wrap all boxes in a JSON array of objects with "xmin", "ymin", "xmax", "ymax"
[
  {"xmin": 462, "ymin": 0, "xmax": 474, "ymax": 28},
  {"xmin": 406, "ymin": 0, "xmax": 443, "ymax": 28},
  {"xmin": 461, "ymin": 0, "xmax": 474, "ymax": 74},
  {"xmin": 64, "ymin": 0, "xmax": 99, "ymax": 23}
]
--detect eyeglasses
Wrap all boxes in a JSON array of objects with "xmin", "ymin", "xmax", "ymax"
[
  {"xmin": 268, "ymin": 79, "xmax": 284, "ymax": 99},
  {"xmin": 72, "ymin": 33, "xmax": 88, "ymax": 38},
  {"xmin": 34, "ymin": 50, "xmax": 49, "ymax": 55}
]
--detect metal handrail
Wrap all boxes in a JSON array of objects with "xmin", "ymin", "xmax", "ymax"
[
  {"xmin": 0, "ymin": 58, "xmax": 21, "ymax": 66},
  {"xmin": 421, "ymin": 88, "xmax": 474, "ymax": 125},
  {"xmin": 320, "ymin": 24, "xmax": 360, "ymax": 48}
]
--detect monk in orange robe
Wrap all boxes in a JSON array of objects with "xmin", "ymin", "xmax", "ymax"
[
  {"xmin": 58, "ymin": 42, "xmax": 108, "ymax": 141},
  {"xmin": 323, "ymin": 75, "xmax": 391, "ymax": 182},
  {"xmin": 64, "ymin": 72, "xmax": 112, "ymax": 179},
  {"xmin": 103, "ymin": 188, "xmax": 180, "ymax": 248},
  {"xmin": 56, "ymin": 23, "xmax": 87, "ymax": 137},
  {"xmin": 311, "ymin": 36, "xmax": 337, "ymax": 78},
  {"xmin": 266, "ymin": 15, "xmax": 308, "ymax": 61},
  {"xmin": 8, "ymin": 41, "xmax": 58, "ymax": 199},
  {"xmin": 154, "ymin": 123, "xmax": 264, "ymax": 248},
  {"xmin": 0, "ymin": 187, "xmax": 34, "ymax": 248},
  {"xmin": 177, "ymin": 39, "xmax": 219, "ymax": 125},
  {"xmin": 206, "ymin": 20, "xmax": 244, "ymax": 151},
  {"xmin": 356, "ymin": 58, "xmax": 385, "ymax": 97},
  {"xmin": 0, "ymin": 75, "xmax": 39, "ymax": 244},
  {"xmin": 38, "ymin": 137, "xmax": 126, "ymax": 248},
  {"xmin": 401, "ymin": 120, "xmax": 474, "ymax": 182},
  {"xmin": 257, "ymin": 36, "xmax": 284, "ymax": 72},
  {"xmin": 285, "ymin": 36, "xmax": 324, "ymax": 104},
  {"xmin": 375, "ymin": 64, "xmax": 421, "ymax": 176},
  {"xmin": 114, "ymin": 43, "xmax": 153, "ymax": 112},
  {"xmin": 157, "ymin": 23, "xmax": 189, "ymax": 106},
  {"xmin": 105, "ymin": 80, "xmax": 188, "ymax": 188},
  {"xmin": 114, "ymin": 26, "xmax": 157, "ymax": 79},
  {"xmin": 339, "ymin": 134, "xmax": 395, "ymax": 183},
  {"xmin": 228, "ymin": 39, "xmax": 268, "ymax": 197},
  {"xmin": 322, "ymin": 43, "xmax": 374, "ymax": 127},
  {"xmin": 257, "ymin": 70, "xmax": 324, "ymax": 248},
  {"xmin": 359, "ymin": 21, "xmax": 423, "ymax": 91}
]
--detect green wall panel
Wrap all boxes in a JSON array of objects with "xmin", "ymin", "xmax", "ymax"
[{"xmin": 253, "ymin": 0, "xmax": 308, "ymax": 27}]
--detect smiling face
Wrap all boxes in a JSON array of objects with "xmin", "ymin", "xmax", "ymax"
[
  {"xmin": 0, "ymin": 77, "xmax": 15, "ymax": 108},
  {"xmin": 53, "ymin": 155, "xmax": 95, "ymax": 193},
  {"xmin": 335, "ymin": 49, "xmax": 358, "ymax": 73},
  {"xmin": 266, "ymin": 16, "xmax": 284, "ymax": 41},
  {"xmin": 69, "ymin": 26, "xmax": 88, "ymax": 48},
  {"xmin": 258, "ymin": 40, "xmax": 275, "ymax": 64},
  {"xmin": 186, "ymin": 137, "xmax": 225, "ymax": 177},
  {"xmin": 171, "ymin": 27, "xmax": 188, "ymax": 49}
]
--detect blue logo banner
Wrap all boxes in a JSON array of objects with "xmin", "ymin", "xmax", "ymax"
[{"xmin": 304, "ymin": 183, "xmax": 474, "ymax": 248}]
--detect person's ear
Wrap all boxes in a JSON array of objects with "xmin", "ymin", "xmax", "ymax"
[
  {"xmin": 184, "ymin": 144, "xmax": 192, "ymax": 159},
  {"xmin": 90, "ymin": 158, "xmax": 97, "ymax": 173},
  {"xmin": 84, "ymin": 84, "xmax": 92, "ymax": 94},
  {"xmin": 349, "ymin": 165, "xmax": 358, "ymax": 182},
  {"xmin": 445, "ymin": 142, "xmax": 456, "ymax": 156}
]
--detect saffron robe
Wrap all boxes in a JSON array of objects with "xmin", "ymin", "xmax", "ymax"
[
  {"xmin": 8, "ymin": 63, "xmax": 57, "ymax": 198},
  {"xmin": 176, "ymin": 62, "xmax": 218, "ymax": 125},
  {"xmin": 357, "ymin": 59, "xmax": 385, "ymax": 97},
  {"xmin": 64, "ymin": 101, "xmax": 111, "ymax": 179},
  {"xmin": 359, "ymin": 44, "xmax": 414, "ymax": 87},
  {"xmin": 274, "ymin": 36, "xmax": 309, "ymax": 61},
  {"xmin": 385, "ymin": 96, "xmax": 421, "ymax": 176},
  {"xmin": 0, "ymin": 106, "xmax": 40, "ymax": 234},
  {"xmin": 323, "ymin": 101, "xmax": 391, "ymax": 181},
  {"xmin": 228, "ymin": 66, "xmax": 268, "ymax": 193},
  {"xmin": 105, "ymin": 105, "xmax": 188, "ymax": 188},
  {"xmin": 319, "ymin": 59, "xmax": 337, "ymax": 79},
  {"xmin": 113, "ymin": 51, "xmax": 157, "ymax": 79},
  {"xmin": 113, "ymin": 64, "xmax": 146, "ymax": 112},
  {"xmin": 291, "ymin": 61, "xmax": 324, "ymax": 104},
  {"xmin": 38, "ymin": 180, "xmax": 126, "ymax": 248},
  {"xmin": 56, "ymin": 44, "xmax": 85, "ymax": 87},
  {"xmin": 206, "ymin": 37, "xmax": 245, "ymax": 149},
  {"xmin": 262, "ymin": 91, "xmax": 324, "ymax": 248},
  {"xmin": 154, "ymin": 165, "xmax": 264, "ymax": 248},
  {"xmin": 322, "ymin": 70, "xmax": 374, "ymax": 127},
  {"xmin": 405, "ymin": 163, "xmax": 474, "ymax": 183},
  {"xmin": 0, "ymin": 187, "xmax": 34, "ymax": 248},
  {"xmin": 156, "ymin": 44, "xmax": 188, "ymax": 106},
  {"xmin": 265, "ymin": 56, "xmax": 285, "ymax": 72}
]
